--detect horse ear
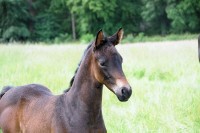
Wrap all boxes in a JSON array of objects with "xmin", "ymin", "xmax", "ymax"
[
  {"xmin": 110, "ymin": 28, "xmax": 124, "ymax": 46},
  {"xmin": 95, "ymin": 29, "xmax": 104, "ymax": 49}
]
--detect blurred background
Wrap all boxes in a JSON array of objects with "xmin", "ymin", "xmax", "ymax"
[
  {"xmin": 0, "ymin": 0, "xmax": 200, "ymax": 43},
  {"xmin": 0, "ymin": 1, "xmax": 200, "ymax": 132}
]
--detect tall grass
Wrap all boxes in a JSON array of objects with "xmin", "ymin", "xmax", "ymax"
[{"xmin": 0, "ymin": 40, "xmax": 199, "ymax": 133}]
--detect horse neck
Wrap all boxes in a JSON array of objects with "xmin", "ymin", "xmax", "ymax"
[{"xmin": 66, "ymin": 49, "xmax": 104, "ymax": 121}]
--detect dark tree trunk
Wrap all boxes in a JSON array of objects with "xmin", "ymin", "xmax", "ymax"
[
  {"xmin": 27, "ymin": 0, "xmax": 35, "ymax": 34},
  {"xmin": 71, "ymin": 13, "xmax": 76, "ymax": 40}
]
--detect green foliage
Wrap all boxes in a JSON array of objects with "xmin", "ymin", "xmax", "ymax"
[
  {"xmin": 54, "ymin": 33, "xmax": 72, "ymax": 43},
  {"xmin": 80, "ymin": 34, "xmax": 94, "ymax": 43},
  {"xmin": 0, "ymin": 0, "xmax": 200, "ymax": 43},
  {"xmin": 141, "ymin": 0, "xmax": 170, "ymax": 35},
  {"xmin": 0, "ymin": 0, "xmax": 72, "ymax": 42},
  {"xmin": 2, "ymin": 26, "xmax": 30, "ymax": 41},
  {"xmin": 166, "ymin": 0, "xmax": 200, "ymax": 33},
  {"xmin": 0, "ymin": 0, "xmax": 31, "ymax": 42},
  {"xmin": 122, "ymin": 34, "xmax": 135, "ymax": 43},
  {"xmin": 33, "ymin": 13, "xmax": 59, "ymax": 41}
]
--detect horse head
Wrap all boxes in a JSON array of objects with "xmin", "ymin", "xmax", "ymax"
[{"xmin": 91, "ymin": 28, "xmax": 132, "ymax": 101}]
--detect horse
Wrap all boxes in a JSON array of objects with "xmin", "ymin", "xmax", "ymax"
[{"xmin": 0, "ymin": 28, "xmax": 132, "ymax": 133}]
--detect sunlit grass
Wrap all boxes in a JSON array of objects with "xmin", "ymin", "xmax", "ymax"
[{"xmin": 0, "ymin": 40, "xmax": 199, "ymax": 133}]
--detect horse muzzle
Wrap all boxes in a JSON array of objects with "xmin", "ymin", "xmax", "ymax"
[{"xmin": 115, "ymin": 85, "xmax": 132, "ymax": 102}]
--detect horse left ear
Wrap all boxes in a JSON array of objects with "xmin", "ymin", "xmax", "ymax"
[
  {"xmin": 110, "ymin": 28, "xmax": 124, "ymax": 46},
  {"xmin": 94, "ymin": 29, "xmax": 104, "ymax": 49}
]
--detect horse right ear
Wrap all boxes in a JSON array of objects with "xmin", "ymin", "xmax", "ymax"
[{"xmin": 94, "ymin": 29, "xmax": 104, "ymax": 50}]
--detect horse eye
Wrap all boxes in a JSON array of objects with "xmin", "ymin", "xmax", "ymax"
[
  {"xmin": 98, "ymin": 59, "xmax": 106, "ymax": 67},
  {"xmin": 99, "ymin": 61, "xmax": 106, "ymax": 67}
]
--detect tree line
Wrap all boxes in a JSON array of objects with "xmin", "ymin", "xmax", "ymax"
[{"xmin": 0, "ymin": 0, "xmax": 200, "ymax": 43}]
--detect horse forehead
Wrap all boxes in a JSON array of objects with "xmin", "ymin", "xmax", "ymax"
[{"xmin": 102, "ymin": 45, "xmax": 118, "ymax": 55}]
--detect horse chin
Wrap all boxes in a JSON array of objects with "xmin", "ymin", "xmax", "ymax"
[
  {"xmin": 116, "ymin": 95, "xmax": 129, "ymax": 102},
  {"xmin": 112, "ymin": 86, "xmax": 132, "ymax": 102}
]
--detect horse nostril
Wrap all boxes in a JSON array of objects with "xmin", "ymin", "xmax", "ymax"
[{"xmin": 121, "ymin": 88, "xmax": 128, "ymax": 98}]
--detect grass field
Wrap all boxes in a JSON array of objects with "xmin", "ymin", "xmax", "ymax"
[{"xmin": 0, "ymin": 40, "xmax": 200, "ymax": 133}]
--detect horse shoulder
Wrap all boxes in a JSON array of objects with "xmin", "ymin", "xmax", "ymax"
[{"xmin": 19, "ymin": 95, "xmax": 58, "ymax": 133}]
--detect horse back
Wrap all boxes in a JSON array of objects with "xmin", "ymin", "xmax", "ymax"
[
  {"xmin": 0, "ymin": 84, "xmax": 56, "ymax": 132},
  {"xmin": 0, "ymin": 84, "xmax": 52, "ymax": 107}
]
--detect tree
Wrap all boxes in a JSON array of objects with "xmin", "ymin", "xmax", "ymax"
[
  {"xmin": 166, "ymin": 0, "xmax": 200, "ymax": 33},
  {"xmin": 0, "ymin": 0, "xmax": 31, "ymax": 41},
  {"xmin": 1, "ymin": 0, "xmax": 200, "ymax": 42},
  {"xmin": 66, "ymin": 0, "xmax": 142, "ymax": 38},
  {"xmin": 141, "ymin": 0, "xmax": 170, "ymax": 35}
]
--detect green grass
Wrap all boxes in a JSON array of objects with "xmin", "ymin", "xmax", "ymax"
[{"xmin": 0, "ymin": 40, "xmax": 200, "ymax": 133}]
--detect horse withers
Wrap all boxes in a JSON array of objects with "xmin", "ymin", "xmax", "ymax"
[{"xmin": 0, "ymin": 28, "xmax": 132, "ymax": 133}]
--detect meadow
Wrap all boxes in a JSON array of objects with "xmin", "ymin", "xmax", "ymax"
[{"xmin": 0, "ymin": 40, "xmax": 199, "ymax": 133}]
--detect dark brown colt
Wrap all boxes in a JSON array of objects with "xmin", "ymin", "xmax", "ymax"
[{"xmin": 0, "ymin": 28, "xmax": 132, "ymax": 133}]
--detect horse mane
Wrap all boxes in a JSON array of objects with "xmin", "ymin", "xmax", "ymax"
[
  {"xmin": 64, "ymin": 43, "xmax": 93, "ymax": 93},
  {"xmin": 0, "ymin": 86, "xmax": 13, "ymax": 99}
]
